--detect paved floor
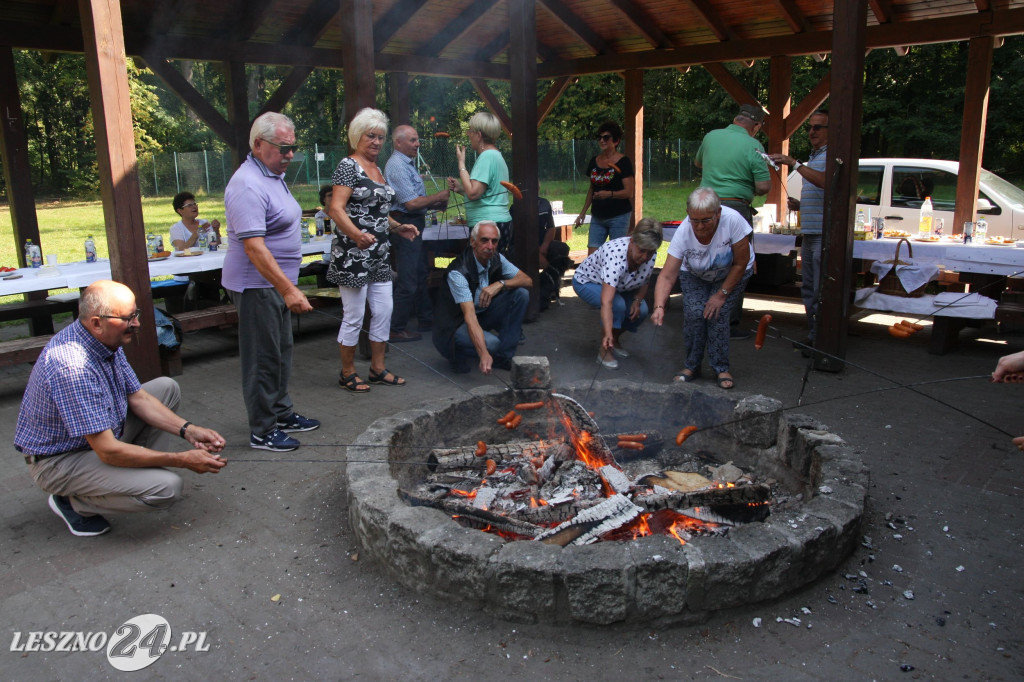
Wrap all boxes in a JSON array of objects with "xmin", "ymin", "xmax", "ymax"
[{"xmin": 1, "ymin": 289, "xmax": 1022, "ymax": 680}]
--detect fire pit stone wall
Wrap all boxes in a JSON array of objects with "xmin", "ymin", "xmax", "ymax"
[{"xmin": 344, "ymin": 373, "xmax": 868, "ymax": 625}]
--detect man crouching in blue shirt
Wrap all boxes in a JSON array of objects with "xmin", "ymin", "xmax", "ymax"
[{"xmin": 14, "ymin": 280, "xmax": 226, "ymax": 537}]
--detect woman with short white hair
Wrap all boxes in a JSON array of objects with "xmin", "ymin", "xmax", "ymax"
[
  {"xmin": 448, "ymin": 111, "xmax": 513, "ymax": 254},
  {"xmin": 326, "ymin": 107, "xmax": 418, "ymax": 393}
]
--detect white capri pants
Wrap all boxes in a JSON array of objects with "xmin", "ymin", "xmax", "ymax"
[{"xmin": 337, "ymin": 281, "xmax": 393, "ymax": 346}]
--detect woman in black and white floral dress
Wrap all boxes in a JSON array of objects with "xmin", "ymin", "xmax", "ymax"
[{"xmin": 327, "ymin": 108, "xmax": 418, "ymax": 393}]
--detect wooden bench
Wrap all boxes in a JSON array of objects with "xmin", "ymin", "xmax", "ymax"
[
  {"xmin": 0, "ymin": 334, "xmax": 54, "ymax": 368},
  {"xmin": 0, "ymin": 298, "xmax": 80, "ymax": 335}
]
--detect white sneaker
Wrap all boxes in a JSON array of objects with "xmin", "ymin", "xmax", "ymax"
[
  {"xmin": 611, "ymin": 346, "xmax": 630, "ymax": 358},
  {"xmin": 596, "ymin": 352, "xmax": 618, "ymax": 369}
]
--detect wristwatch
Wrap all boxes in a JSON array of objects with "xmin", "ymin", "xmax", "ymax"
[{"xmin": 719, "ymin": 287, "xmax": 730, "ymax": 296}]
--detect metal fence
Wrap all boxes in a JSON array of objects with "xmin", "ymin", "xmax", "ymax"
[{"xmin": 136, "ymin": 138, "xmax": 705, "ymax": 197}]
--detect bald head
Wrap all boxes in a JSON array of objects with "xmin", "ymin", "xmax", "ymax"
[
  {"xmin": 80, "ymin": 280, "xmax": 140, "ymax": 349},
  {"xmin": 80, "ymin": 280, "xmax": 134, "ymax": 318},
  {"xmin": 392, "ymin": 125, "xmax": 420, "ymax": 158}
]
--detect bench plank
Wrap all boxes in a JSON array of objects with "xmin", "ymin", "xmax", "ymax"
[{"xmin": 0, "ymin": 334, "xmax": 53, "ymax": 368}]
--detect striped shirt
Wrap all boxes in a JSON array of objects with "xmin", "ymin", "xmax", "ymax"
[
  {"xmin": 384, "ymin": 149, "xmax": 427, "ymax": 214},
  {"xmin": 14, "ymin": 321, "xmax": 141, "ymax": 456},
  {"xmin": 799, "ymin": 145, "xmax": 828, "ymax": 235}
]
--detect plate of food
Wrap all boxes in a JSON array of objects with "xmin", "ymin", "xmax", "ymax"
[
  {"xmin": 882, "ymin": 230, "xmax": 911, "ymax": 239},
  {"xmin": 148, "ymin": 251, "xmax": 171, "ymax": 261},
  {"xmin": 912, "ymin": 235, "xmax": 940, "ymax": 242},
  {"xmin": 985, "ymin": 237, "xmax": 1016, "ymax": 246},
  {"xmin": 174, "ymin": 249, "xmax": 204, "ymax": 257}
]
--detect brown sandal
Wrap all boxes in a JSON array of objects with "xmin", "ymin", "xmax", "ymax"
[{"xmin": 339, "ymin": 372, "xmax": 370, "ymax": 393}]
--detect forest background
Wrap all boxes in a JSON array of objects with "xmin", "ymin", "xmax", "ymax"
[{"xmin": 4, "ymin": 36, "xmax": 1024, "ymax": 200}]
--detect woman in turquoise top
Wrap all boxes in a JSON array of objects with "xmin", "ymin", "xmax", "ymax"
[{"xmin": 449, "ymin": 112, "xmax": 513, "ymax": 254}]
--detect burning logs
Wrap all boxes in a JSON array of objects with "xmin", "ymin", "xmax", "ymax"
[
  {"xmin": 535, "ymin": 494, "xmax": 644, "ymax": 547},
  {"xmin": 427, "ymin": 439, "xmax": 567, "ymax": 472},
  {"xmin": 634, "ymin": 482, "xmax": 772, "ymax": 512}
]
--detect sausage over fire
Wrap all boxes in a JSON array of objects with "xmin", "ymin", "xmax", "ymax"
[
  {"xmin": 617, "ymin": 440, "xmax": 645, "ymax": 451},
  {"xmin": 475, "ymin": 441, "xmax": 487, "ymax": 457},
  {"xmin": 754, "ymin": 314, "xmax": 772, "ymax": 350},
  {"xmin": 497, "ymin": 410, "xmax": 517, "ymax": 425},
  {"xmin": 616, "ymin": 433, "xmax": 647, "ymax": 442},
  {"xmin": 675, "ymin": 425, "xmax": 699, "ymax": 446},
  {"xmin": 500, "ymin": 181, "xmax": 524, "ymax": 200},
  {"xmin": 485, "ymin": 459, "xmax": 497, "ymax": 476},
  {"xmin": 514, "ymin": 402, "xmax": 545, "ymax": 411},
  {"xmin": 901, "ymin": 319, "xmax": 924, "ymax": 331},
  {"xmin": 888, "ymin": 326, "xmax": 912, "ymax": 338}
]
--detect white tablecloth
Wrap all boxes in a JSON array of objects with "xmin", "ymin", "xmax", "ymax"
[{"xmin": 854, "ymin": 288, "xmax": 998, "ymax": 319}]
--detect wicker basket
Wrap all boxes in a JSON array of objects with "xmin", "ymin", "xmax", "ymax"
[{"xmin": 876, "ymin": 238, "xmax": 926, "ymax": 297}]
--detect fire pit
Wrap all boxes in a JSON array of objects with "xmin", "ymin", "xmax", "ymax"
[{"xmin": 345, "ymin": 358, "xmax": 868, "ymax": 625}]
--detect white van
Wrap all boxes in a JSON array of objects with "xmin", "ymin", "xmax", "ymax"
[{"xmin": 787, "ymin": 158, "xmax": 1024, "ymax": 239}]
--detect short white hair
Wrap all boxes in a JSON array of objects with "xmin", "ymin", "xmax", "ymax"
[
  {"xmin": 347, "ymin": 108, "xmax": 389, "ymax": 149},
  {"xmin": 471, "ymin": 220, "xmax": 499, "ymax": 240},
  {"xmin": 249, "ymin": 112, "xmax": 294, "ymax": 151}
]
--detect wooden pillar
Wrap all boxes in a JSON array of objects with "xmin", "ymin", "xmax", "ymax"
[
  {"xmin": 953, "ymin": 36, "xmax": 994, "ymax": 234},
  {"xmin": 0, "ymin": 47, "xmax": 53, "ymax": 335},
  {"xmin": 388, "ymin": 72, "xmax": 410, "ymax": 126},
  {"xmin": 767, "ymin": 56, "xmax": 792, "ymax": 223},
  {"xmin": 79, "ymin": 0, "xmax": 160, "ymax": 379},
  {"xmin": 509, "ymin": 0, "xmax": 540, "ymax": 319},
  {"xmin": 341, "ymin": 0, "xmax": 377, "ymax": 132},
  {"xmin": 224, "ymin": 61, "xmax": 252, "ymax": 169},
  {"xmin": 815, "ymin": 0, "xmax": 867, "ymax": 372},
  {"xmin": 623, "ymin": 69, "xmax": 644, "ymax": 223}
]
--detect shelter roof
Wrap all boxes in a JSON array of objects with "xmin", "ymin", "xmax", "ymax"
[{"xmin": 3, "ymin": 0, "xmax": 1024, "ymax": 78}]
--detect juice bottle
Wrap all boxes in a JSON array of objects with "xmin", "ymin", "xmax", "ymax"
[{"xmin": 918, "ymin": 196, "xmax": 933, "ymax": 235}]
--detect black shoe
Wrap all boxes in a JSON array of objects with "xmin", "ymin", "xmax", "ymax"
[
  {"xmin": 730, "ymin": 328, "xmax": 751, "ymax": 340},
  {"xmin": 276, "ymin": 412, "xmax": 320, "ymax": 433},
  {"xmin": 48, "ymin": 495, "xmax": 110, "ymax": 537}
]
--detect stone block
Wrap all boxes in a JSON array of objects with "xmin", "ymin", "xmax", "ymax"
[
  {"xmin": 511, "ymin": 356, "xmax": 551, "ymax": 389},
  {"xmin": 487, "ymin": 541, "xmax": 563, "ymax": 621},
  {"xmin": 732, "ymin": 395, "xmax": 783, "ymax": 449},
  {"xmin": 557, "ymin": 542, "xmax": 633, "ymax": 624}
]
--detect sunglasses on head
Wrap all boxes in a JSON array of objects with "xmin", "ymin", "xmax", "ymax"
[{"xmin": 261, "ymin": 139, "xmax": 299, "ymax": 154}]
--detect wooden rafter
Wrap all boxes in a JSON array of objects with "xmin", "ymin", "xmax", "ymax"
[
  {"xmin": 609, "ymin": 0, "xmax": 674, "ymax": 49},
  {"xmin": 702, "ymin": 62, "xmax": 758, "ymax": 107},
  {"xmin": 768, "ymin": 0, "xmax": 810, "ymax": 33},
  {"xmin": 282, "ymin": 0, "xmax": 342, "ymax": 45},
  {"xmin": 539, "ymin": 0, "xmax": 610, "ymax": 55},
  {"xmin": 470, "ymin": 78, "xmax": 512, "ymax": 134},
  {"xmin": 784, "ymin": 72, "xmax": 830, "ymax": 138},
  {"xmin": 223, "ymin": 0, "xmax": 277, "ymax": 43},
  {"xmin": 141, "ymin": 53, "xmax": 234, "ymax": 143},
  {"xmin": 48, "ymin": 0, "xmax": 77, "ymax": 25},
  {"xmin": 537, "ymin": 76, "xmax": 572, "ymax": 125},
  {"xmin": 415, "ymin": 0, "xmax": 496, "ymax": 57},
  {"xmin": 684, "ymin": 0, "xmax": 738, "ymax": 42},
  {"xmin": 258, "ymin": 66, "xmax": 315, "ymax": 117},
  {"xmin": 869, "ymin": 0, "xmax": 895, "ymax": 24},
  {"xmin": 374, "ymin": 0, "xmax": 430, "ymax": 50}
]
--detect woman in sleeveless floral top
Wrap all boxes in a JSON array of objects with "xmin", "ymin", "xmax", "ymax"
[{"xmin": 326, "ymin": 108, "xmax": 418, "ymax": 393}]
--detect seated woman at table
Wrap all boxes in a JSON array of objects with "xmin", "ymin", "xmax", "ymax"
[
  {"xmin": 170, "ymin": 191, "xmax": 220, "ymax": 251},
  {"xmin": 651, "ymin": 188, "xmax": 753, "ymax": 390},
  {"xmin": 572, "ymin": 217, "xmax": 662, "ymax": 369},
  {"xmin": 326, "ymin": 107, "xmax": 418, "ymax": 393}
]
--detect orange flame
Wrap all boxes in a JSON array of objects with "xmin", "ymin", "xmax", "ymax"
[{"xmin": 450, "ymin": 489, "xmax": 477, "ymax": 499}]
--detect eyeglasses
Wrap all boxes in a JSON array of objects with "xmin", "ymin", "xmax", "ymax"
[
  {"xmin": 260, "ymin": 139, "xmax": 299, "ymax": 155},
  {"xmin": 100, "ymin": 310, "xmax": 141, "ymax": 324},
  {"xmin": 808, "ymin": 124, "xmax": 828, "ymax": 132},
  {"xmin": 597, "ymin": 134, "xmax": 614, "ymax": 141},
  {"xmin": 689, "ymin": 216, "xmax": 717, "ymax": 226},
  {"xmin": 181, "ymin": 202, "xmax": 198, "ymax": 209}
]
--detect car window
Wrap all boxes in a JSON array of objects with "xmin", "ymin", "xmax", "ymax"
[
  {"xmin": 892, "ymin": 166, "xmax": 958, "ymax": 211},
  {"xmin": 856, "ymin": 166, "xmax": 883, "ymax": 206}
]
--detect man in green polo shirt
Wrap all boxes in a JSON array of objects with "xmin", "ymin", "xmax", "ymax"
[{"xmin": 694, "ymin": 103, "xmax": 772, "ymax": 339}]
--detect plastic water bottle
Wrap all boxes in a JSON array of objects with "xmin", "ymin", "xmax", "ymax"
[
  {"xmin": 197, "ymin": 228, "xmax": 208, "ymax": 251},
  {"xmin": 976, "ymin": 216, "xmax": 988, "ymax": 241},
  {"xmin": 315, "ymin": 215, "xmax": 325, "ymax": 237},
  {"xmin": 301, "ymin": 219, "xmax": 310, "ymax": 243},
  {"xmin": 918, "ymin": 196, "xmax": 933, "ymax": 235},
  {"xmin": 24, "ymin": 239, "xmax": 42, "ymax": 268},
  {"xmin": 84, "ymin": 235, "xmax": 97, "ymax": 263}
]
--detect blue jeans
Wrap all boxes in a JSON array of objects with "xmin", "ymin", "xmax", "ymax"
[
  {"xmin": 389, "ymin": 214, "xmax": 431, "ymax": 332},
  {"xmin": 800, "ymin": 234, "xmax": 823, "ymax": 342},
  {"xmin": 587, "ymin": 212, "xmax": 631, "ymax": 249},
  {"xmin": 571, "ymin": 279, "xmax": 648, "ymax": 333},
  {"xmin": 452, "ymin": 287, "xmax": 529, "ymax": 364}
]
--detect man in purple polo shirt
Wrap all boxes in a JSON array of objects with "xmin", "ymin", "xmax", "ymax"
[
  {"xmin": 15, "ymin": 280, "xmax": 227, "ymax": 537},
  {"xmin": 223, "ymin": 112, "xmax": 320, "ymax": 453}
]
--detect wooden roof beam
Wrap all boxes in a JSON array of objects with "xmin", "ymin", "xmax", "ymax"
[
  {"xmin": 702, "ymin": 62, "xmax": 759, "ymax": 108},
  {"xmin": 140, "ymin": 53, "xmax": 235, "ymax": 143},
  {"xmin": 609, "ymin": 0, "xmax": 675, "ymax": 49},
  {"xmin": 374, "ymin": 0, "xmax": 429, "ymax": 50},
  {"xmin": 415, "ymin": 0, "xmax": 496, "ymax": 57},
  {"xmin": 539, "ymin": 0, "xmax": 610, "ymax": 55},
  {"xmin": 282, "ymin": 0, "xmax": 341, "ymax": 46},
  {"xmin": 784, "ymin": 72, "xmax": 830, "ymax": 139},
  {"xmin": 869, "ymin": 0, "xmax": 895, "ymax": 25},
  {"xmin": 470, "ymin": 78, "xmax": 512, "ymax": 135},
  {"xmin": 537, "ymin": 76, "xmax": 571, "ymax": 125},
  {"xmin": 258, "ymin": 65, "xmax": 314, "ymax": 118},
  {"xmin": 221, "ymin": 0, "xmax": 277, "ymax": 43},
  {"xmin": 768, "ymin": 0, "xmax": 810, "ymax": 34},
  {"xmin": 685, "ymin": 0, "xmax": 738, "ymax": 42},
  {"xmin": 48, "ymin": 0, "xmax": 77, "ymax": 26}
]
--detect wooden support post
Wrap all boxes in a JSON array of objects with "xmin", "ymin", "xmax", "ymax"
[
  {"xmin": 388, "ymin": 71, "xmax": 410, "ymax": 126},
  {"xmin": 223, "ymin": 60, "xmax": 251, "ymax": 169},
  {"xmin": 624, "ymin": 69, "xmax": 644, "ymax": 224},
  {"xmin": 953, "ymin": 36, "xmax": 994, "ymax": 234},
  {"xmin": 815, "ymin": 0, "xmax": 867, "ymax": 372},
  {"xmin": 341, "ymin": 0, "xmax": 377, "ymax": 126},
  {"xmin": 509, "ymin": 0, "xmax": 540, "ymax": 320},
  {"xmin": 767, "ymin": 56, "xmax": 791, "ymax": 224},
  {"xmin": 79, "ymin": 0, "xmax": 160, "ymax": 379}
]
